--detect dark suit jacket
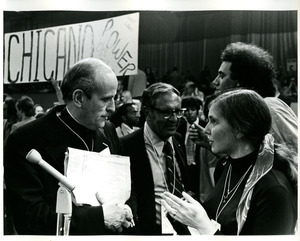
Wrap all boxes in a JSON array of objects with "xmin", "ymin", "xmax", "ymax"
[
  {"xmin": 176, "ymin": 118, "xmax": 203, "ymax": 198},
  {"xmin": 121, "ymin": 128, "xmax": 191, "ymax": 235},
  {"xmin": 4, "ymin": 105, "xmax": 130, "ymax": 235}
]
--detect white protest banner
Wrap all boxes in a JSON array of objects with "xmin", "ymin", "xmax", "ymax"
[{"xmin": 4, "ymin": 12, "xmax": 139, "ymax": 84}]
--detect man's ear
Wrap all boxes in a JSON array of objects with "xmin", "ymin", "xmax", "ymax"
[
  {"xmin": 72, "ymin": 89, "xmax": 84, "ymax": 107},
  {"xmin": 121, "ymin": 115, "xmax": 127, "ymax": 122}
]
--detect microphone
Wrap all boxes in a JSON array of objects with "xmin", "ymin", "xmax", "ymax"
[{"xmin": 26, "ymin": 149, "xmax": 75, "ymax": 191}]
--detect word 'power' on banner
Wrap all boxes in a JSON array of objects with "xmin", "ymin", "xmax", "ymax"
[{"xmin": 4, "ymin": 12, "xmax": 139, "ymax": 84}]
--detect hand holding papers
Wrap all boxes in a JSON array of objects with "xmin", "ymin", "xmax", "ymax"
[{"xmin": 65, "ymin": 147, "xmax": 131, "ymax": 206}]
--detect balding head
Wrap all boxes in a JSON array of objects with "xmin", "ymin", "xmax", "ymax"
[
  {"xmin": 60, "ymin": 58, "xmax": 118, "ymax": 130},
  {"xmin": 61, "ymin": 58, "xmax": 116, "ymax": 103}
]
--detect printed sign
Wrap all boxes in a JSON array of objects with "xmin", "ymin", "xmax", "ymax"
[{"xmin": 4, "ymin": 12, "xmax": 139, "ymax": 84}]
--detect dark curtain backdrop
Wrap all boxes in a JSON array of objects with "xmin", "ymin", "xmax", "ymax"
[
  {"xmin": 138, "ymin": 11, "xmax": 297, "ymax": 82},
  {"xmin": 4, "ymin": 10, "xmax": 297, "ymax": 108}
]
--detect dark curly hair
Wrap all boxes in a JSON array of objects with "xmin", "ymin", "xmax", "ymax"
[
  {"xmin": 181, "ymin": 96, "xmax": 203, "ymax": 111},
  {"xmin": 221, "ymin": 42, "xmax": 276, "ymax": 97}
]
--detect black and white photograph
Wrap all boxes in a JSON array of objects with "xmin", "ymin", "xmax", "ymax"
[{"xmin": 1, "ymin": 0, "xmax": 298, "ymax": 240}]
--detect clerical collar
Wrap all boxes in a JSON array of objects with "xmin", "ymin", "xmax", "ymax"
[
  {"xmin": 59, "ymin": 107, "xmax": 92, "ymax": 134},
  {"xmin": 57, "ymin": 107, "xmax": 95, "ymax": 152},
  {"xmin": 65, "ymin": 107, "xmax": 84, "ymax": 126}
]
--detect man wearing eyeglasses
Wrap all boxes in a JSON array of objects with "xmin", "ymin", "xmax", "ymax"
[{"xmin": 121, "ymin": 82, "xmax": 192, "ymax": 235}]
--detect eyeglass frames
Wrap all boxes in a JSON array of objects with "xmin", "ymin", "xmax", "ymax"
[{"xmin": 151, "ymin": 107, "xmax": 186, "ymax": 119}]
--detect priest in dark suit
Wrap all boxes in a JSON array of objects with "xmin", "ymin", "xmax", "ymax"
[{"xmin": 4, "ymin": 58, "xmax": 136, "ymax": 235}]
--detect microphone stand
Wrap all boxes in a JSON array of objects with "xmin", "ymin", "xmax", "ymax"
[
  {"xmin": 26, "ymin": 149, "xmax": 75, "ymax": 236},
  {"xmin": 56, "ymin": 183, "xmax": 72, "ymax": 236}
]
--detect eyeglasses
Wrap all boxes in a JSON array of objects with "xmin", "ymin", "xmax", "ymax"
[
  {"xmin": 151, "ymin": 107, "xmax": 186, "ymax": 119},
  {"xmin": 185, "ymin": 107, "xmax": 198, "ymax": 112}
]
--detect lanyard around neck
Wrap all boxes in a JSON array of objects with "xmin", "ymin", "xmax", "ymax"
[{"xmin": 56, "ymin": 112, "xmax": 94, "ymax": 152}]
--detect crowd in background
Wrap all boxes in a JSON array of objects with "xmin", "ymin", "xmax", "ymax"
[
  {"xmin": 4, "ymin": 59, "xmax": 297, "ymax": 142},
  {"xmin": 3, "ymin": 42, "xmax": 298, "ymax": 236},
  {"xmin": 3, "ymin": 51, "xmax": 298, "ymax": 188}
]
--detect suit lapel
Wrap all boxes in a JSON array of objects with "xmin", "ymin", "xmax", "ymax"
[
  {"xmin": 172, "ymin": 136, "xmax": 186, "ymax": 168},
  {"xmin": 137, "ymin": 129, "xmax": 154, "ymax": 183},
  {"xmin": 172, "ymin": 135, "xmax": 190, "ymax": 188},
  {"xmin": 95, "ymin": 127, "xmax": 111, "ymax": 152},
  {"xmin": 129, "ymin": 128, "xmax": 155, "ymax": 192}
]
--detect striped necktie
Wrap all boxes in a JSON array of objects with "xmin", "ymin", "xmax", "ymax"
[
  {"xmin": 163, "ymin": 141, "xmax": 185, "ymax": 198},
  {"xmin": 163, "ymin": 141, "xmax": 190, "ymax": 235}
]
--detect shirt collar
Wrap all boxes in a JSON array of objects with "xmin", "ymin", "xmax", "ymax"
[
  {"xmin": 144, "ymin": 122, "xmax": 173, "ymax": 157},
  {"xmin": 187, "ymin": 117, "xmax": 199, "ymax": 129},
  {"xmin": 121, "ymin": 122, "xmax": 131, "ymax": 131},
  {"xmin": 120, "ymin": 123, "xmax": 138, "ymax": 134}
]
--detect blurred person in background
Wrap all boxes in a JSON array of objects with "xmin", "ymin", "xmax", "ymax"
[
  {"xmin": 3, "ymin": 98, "xmax": 18, "ymax": 145},
  {"xmin": 11, "ymin": 96, "xmax": 36, "ymax": 133},
  {"xmin": 178, "ymin": 96, "xmax": 219, "ymax": 202},
  {"xmin": 115, "ymin": 103, "xmax": 140, "ymax": 137},
  {"xmin": 145, "ymin": 66, "xmax": 156, "ymax": 87},
  {"xmin": 34, "ymin": 104, "xmax": 45, "ymax": 117},
  {"xmin": 181, "ymin": 81, "xmax": 204, "ymax": 102}
]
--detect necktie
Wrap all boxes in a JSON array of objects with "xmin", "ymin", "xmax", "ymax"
[
  {"xmin": 186, "ymin": 133, "xmax": 196, "ymax": 165},
  {"xmin": 163, "ymin": 141, "xmax": 185, "ymax": 198},
  {"xmin": 163, "ymin": 141, "xmax": 190, "ymax": 235}
]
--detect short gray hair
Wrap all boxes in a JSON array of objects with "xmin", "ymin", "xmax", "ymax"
[{"xmin": 141, "ymin": 82, "xmax": 180, "ymax": 109}]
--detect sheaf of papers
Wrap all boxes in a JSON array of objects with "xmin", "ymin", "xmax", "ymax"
[{"xmin": 65, "ymin": 147, "xmax": 131, "ymax": 206}]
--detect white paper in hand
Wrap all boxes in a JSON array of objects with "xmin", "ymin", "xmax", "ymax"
[
  {"xmin": 66, "ymin": 147, "xmax": 131, "ymax": 206},
  {"xmin": 99, "ymin": 147, "xmax": 111, "ymax": 156},
  {"xmin": 161, "ymin": 205, "xmax": 177, "ymax": 235}
]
